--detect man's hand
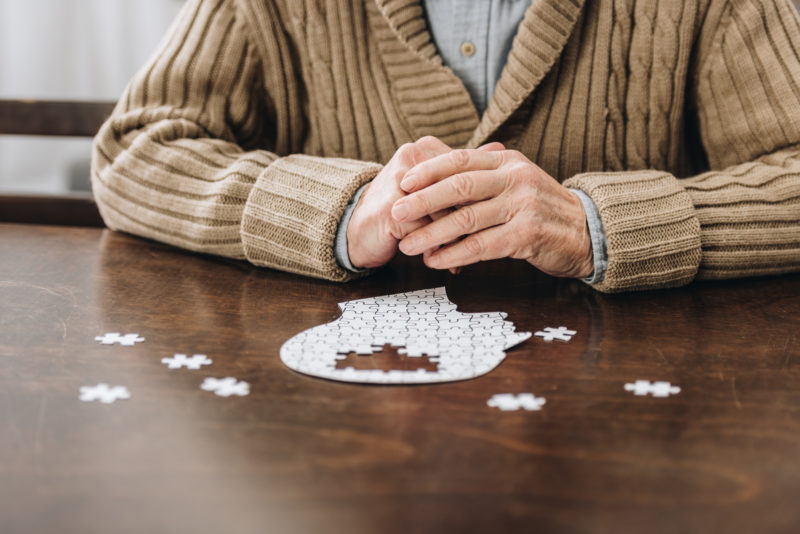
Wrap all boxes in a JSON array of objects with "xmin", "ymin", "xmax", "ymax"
[
  {"xmin": 346, "ymin": 136, "xmax": 451, "ymax": 269},
  {"xmin": 390, "ymin": 148, "xmax": 594, "ymax": 278}
]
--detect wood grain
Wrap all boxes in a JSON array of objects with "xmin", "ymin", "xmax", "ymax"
[{"xmin": 1, "ymin": 223, "xmax": 799, "ymax": 534}]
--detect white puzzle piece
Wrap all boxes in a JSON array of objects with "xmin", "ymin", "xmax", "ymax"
[
  {"xmin": 201, "ymin": 377, "xmax": 250, "ymax": 397},
  {"xmin": 162, "ymin": 354, "xmax": 212, "ymax": 370},
  {"xmin": 624, "ymin": 380, "xmax": 681, "ymax": 397},
  {"xmin": 533, "ymin": 326, "xmax": 576, "ymax": 342},
  {"xmin": 79, "ymin": 383, "xmax": 131, "ymax": 404},
  {"xmin": 280, "ymin": 287, "xmax": 531, "ymax": 384},
  {"xmin": 487, "ymin": 393, "xmax": 546, "ymax": 411},
  {"xmin": 95, "ymin": 332, "xmax": 145, "ymax": 346}
]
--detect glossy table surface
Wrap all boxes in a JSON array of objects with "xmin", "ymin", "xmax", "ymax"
[{"xmin": 2, "ymin": 223, "xmax": 799, "ymax": 534}]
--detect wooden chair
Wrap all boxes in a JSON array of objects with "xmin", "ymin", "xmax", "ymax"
[{"xmin": 0, "ymin": 99, "xmax": 115, "ymax": 226}]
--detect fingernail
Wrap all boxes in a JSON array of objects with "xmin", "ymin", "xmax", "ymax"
[
  {"xmin": 400, "ymin": 174, "xmax": 417, "ymax": 191},
  {"xmin": 427, "ymin": 254, "xmax": 440, "ymax": 268},
  {"xmin": 392, "ymin": 202, "xmax": 409, "ymax": 221}
]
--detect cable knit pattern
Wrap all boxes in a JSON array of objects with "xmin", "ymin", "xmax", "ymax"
[{"xmin": 92, "ymin": 0, "xmax": 800, "ymax": 289}]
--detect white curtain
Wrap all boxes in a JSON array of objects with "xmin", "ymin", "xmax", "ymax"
[{"xmin": 0, "ymin": 0, "xmax": 184, "ymax": 193}]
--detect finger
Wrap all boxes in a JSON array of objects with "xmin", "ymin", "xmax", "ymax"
[
  {"xmin": 428, "ymin": 150, "xmax": 495, "ymax": 274},
  {"xmin": 398, "ymin": 199, "xmax": 507, "ymax": 256},
  {"xmin": 424, "ymin": 208, "xmax": 456, "ymax": 274},
  {"xmin": 429, "ymin": 208, "xmax": 451, "ymax": 222},
  {"xmin": 414, "ymin": 136, "xmax": 451, "ymax": 161},
  {"xmin": 400, "ymin": 149, "xmax": 505, "ymax": 192},
  {"xmin": 416, "ymin": 135, "xmax": 451, "ymax": 153},
  {"xmin": 390, "ymin": 211, "xmax": 434, "ymax": 241},
  {"xmin": 391, "ymin": 169, "xmax": 504, "ymax": 222},
  {"xmin": 431, "ymin": 209, "xmax": 460, "ymax": 275},
  {"xmin": 391, "ymin": 138, "xmax": 450, "ymax": 175},
  {"xmin": 477, "ymin": 142, "xmax": 505, "ymax": 152},
  {"xmin": 420, "ymin": 247, "xmax": 461, "ymax": 274},
  {"xmin": 424, "ymin": 224, "xmax": 513, "ymax": 270}
]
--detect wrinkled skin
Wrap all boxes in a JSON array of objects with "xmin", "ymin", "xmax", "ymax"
[
  {"xmin": 348, "ymin": 136, "xmax": 593, "ymax": 279},
  {"xmin": 347, "ymin": 136, "xmax": 502, "ymax": 270}
]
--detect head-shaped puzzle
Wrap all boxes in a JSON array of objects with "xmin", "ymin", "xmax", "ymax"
[{"xmin": 280, "ymin": 287, "xmax": 531, "ymax": 384}]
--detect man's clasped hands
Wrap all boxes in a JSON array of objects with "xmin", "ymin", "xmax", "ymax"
[{"xmin": 347, "ymin": 135, "xmax": 595, "ymax": 279}]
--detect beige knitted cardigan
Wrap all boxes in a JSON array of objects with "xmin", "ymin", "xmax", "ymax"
[{"xmin": 92, "ymin": 0, "xmax": 800, "ymax": 292}]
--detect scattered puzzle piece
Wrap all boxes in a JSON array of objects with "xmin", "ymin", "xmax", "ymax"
[
  {"xmin": 487, "ymin": 393, "xmax": 546, "ymax": 411},
  {"xmin": 162, "ymin": 354, "xmax": 212, "ymax": 370},
  {"xmin": 95, "ymin": 332, "xmax": 145, "ymax": 346},
  {"xmin": 201, "ymin": 377, "xmax": 249, "ymax": 397},
  {"xmin": 280, "ymin": 287, "xmax": 531, "ymax": 384},
  {"xmin": 624, "ymin": 380, "xmax": 681, "ymax": 397},
  {"xmin": 534, "ymin": 326, "xmax": 576, "ymax": 342},
  {"xmin": 79, "ymin": 383, "xmax": 131, "ymax": 404}
]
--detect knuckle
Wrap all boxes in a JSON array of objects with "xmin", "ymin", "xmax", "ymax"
[
  {"xmin": 506, "ymin": 162, "xmax": 533, "ymax": 189},
  {"xmin": 450, "ymin": 149, "xmax": 471, "ymax": 169},
  {"xmin": 463, "ymin": 234, "xmax": 484, "ymax": 257},
  {"xmin": 396, "ymin": 142, "xmax": 415, "ymax": 159},
  {"xmin": 507, "ymin": 161, "xmax": 528, "ymax": 178},
  {"xmin": 450, "ymin": 173, "xmax": 474, "ymax": 200},
  {"xmin": 506, "ymin": 149, "xmax": 525, "ymax": 162},
  {"xmin": 498, "ymin": 201, "xmax": 514, "ymax": 224},
  {"xmin": 453, "ymin": 205, "xmax": 478, "ymax": 232},
  {"xmin": 398, "ymin": 142, "xmax": 414, "ymax": 153},
  {"xmin": 400, "ymin": 142, "xmax": 425, "ymax": 165},
  {"xmin": 413, "ymin": 193, "xmax": 432, "ymax": 214},
  {"xmin": 416, "ymin": 135, "xmax": 438, "ymax": 146},
  {"xmin": 417, "ymin": 135, "xmax": 448, "ymax": 151}
]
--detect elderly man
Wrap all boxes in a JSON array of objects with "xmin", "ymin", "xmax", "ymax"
[{"xmin": 92, "ymin": 0, "xmax": 800, "ymax": 292}]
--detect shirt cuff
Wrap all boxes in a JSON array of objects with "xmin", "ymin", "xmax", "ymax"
[
  {"xmin": 334, "ymin": 183, "xmax": 370, "ymax": 272},
  {"xmin": 570, "ymin": 189, "xmax": 608, "ymax": 285}
]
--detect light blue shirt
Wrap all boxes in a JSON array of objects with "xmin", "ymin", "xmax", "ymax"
[
  {"xmin": 424, "ymin": 0, "xmax": 529, "ymax": 114},
  {"xmin": 335, "ymin": 0, "xmax": 608, "ymax": 284}
]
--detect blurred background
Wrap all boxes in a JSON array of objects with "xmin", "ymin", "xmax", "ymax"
[
  {"xmin": 1, "ymin": 0, "xmax": 800, "ymax": 196},
  {"xmin": 0, "ymin": 0, "xmax": 183, "ymax": 194}
]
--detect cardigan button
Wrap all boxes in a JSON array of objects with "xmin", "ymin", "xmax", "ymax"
[{"xmin": 460, "ymin": 41, "xmax": 476, "ymax": 57}]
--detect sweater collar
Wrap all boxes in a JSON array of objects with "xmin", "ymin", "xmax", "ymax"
[
  {"xmin": 374, "ymin": 0, "xmax": 440, "ymax": 62},
  {"xmin": 373, "ymin": 0, "xmax": 585, "ymax": 147},
  {"xmin": 470, "ymin": 0, "xmax": 585, "ymax": 146}
]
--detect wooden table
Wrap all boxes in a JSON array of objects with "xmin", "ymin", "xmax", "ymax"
[{"xmin": 2, "ymin": 223, "xmax": 799, "ymax": 534}]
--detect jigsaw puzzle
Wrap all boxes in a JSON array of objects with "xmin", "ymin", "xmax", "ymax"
[
  {"xmin": 162, "ymin": 354, "xmax": 212, "ymax": 370},
  {"xmin": 487, "ymin": 393, "xmax": 546, "ymax": 411},
  {"xmin": 624, "ymin": 380, "xmax": 681, "ymax": 397},
  {"xmin": 94, "ymin": 332, "xmax": 145, "ymax": 346},
  {"xmin": 534, "ymin": 326, "xmax": 577, "ymax": 342},
  {"xmin": 79, "ymin": 383, "xmax": 131, "ymax": 404},
  {"xmin": 280, "ymin": 287, "xmax": 531, "ymax": 384},
  {"xmin": 201, "ymin": 377, "xmax": 250, "ymax": 397}
]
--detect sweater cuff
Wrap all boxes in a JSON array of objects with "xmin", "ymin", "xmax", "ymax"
[
  {"xmin": 563, "ymin": 170, "xmax": 702, "ymax": 293},
  {"xmin": 241, "ymin": 154, "xmax": 381, "ymax": 281}
]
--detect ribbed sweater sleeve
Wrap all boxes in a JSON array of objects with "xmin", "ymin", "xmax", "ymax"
[
  {"xmin": 91, "ymin": 0, "xmax": 380, "ymax": 281},
  {"xmin": 564, "ymin": 0, "xmax": 800, "ymax": 292}
]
